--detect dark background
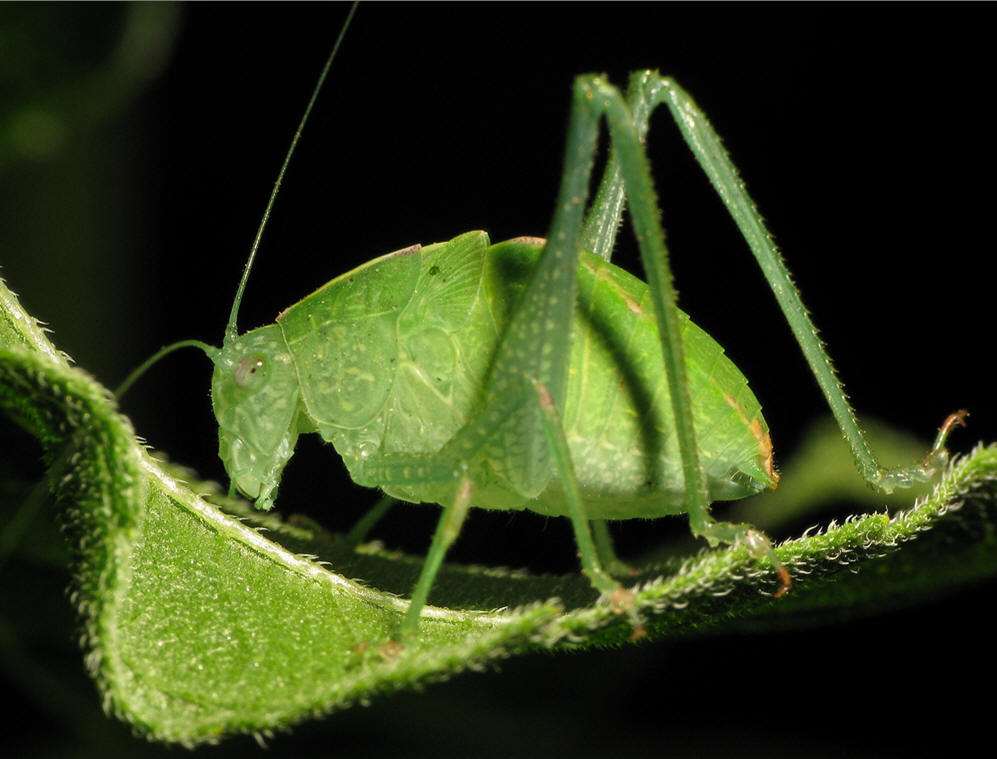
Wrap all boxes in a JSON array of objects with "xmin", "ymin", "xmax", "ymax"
[{"xmin": 2, "ymin": 4, "xmax": 994, "ymax": 756}]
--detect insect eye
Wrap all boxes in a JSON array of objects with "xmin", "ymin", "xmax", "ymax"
[{"xmin": 234, "ymin": 355, "xmax": 266, "ymax": 388}]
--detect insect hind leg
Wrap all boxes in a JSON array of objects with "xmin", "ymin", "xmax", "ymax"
[
  {"xmin": 642, "ymin": 73, "xmax": 965, "ymax": 493},
  {"xmin": 574, "ymin": 74, "xmax": 790, "ymax": 595}
]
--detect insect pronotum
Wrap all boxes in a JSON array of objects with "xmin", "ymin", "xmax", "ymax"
[{"xmin": 119, "ymin": 8, "xmax": 965, "ymax": 641}]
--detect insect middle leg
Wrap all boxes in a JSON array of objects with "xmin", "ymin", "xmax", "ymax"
[
  {"xmin": 365, "ymin": 72, "xmax": 806, "ymax": 639},
  {"xmin": 375, "ymin": 72, "xmax": 802, "ymax": 639},
  {"xmin": 358, "ymin": 455, "xmax": 474, "ymax": 639}
]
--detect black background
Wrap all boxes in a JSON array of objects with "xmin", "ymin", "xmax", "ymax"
[{"xmin": 3, "ymin": 4, "xmax": 995, "ymax": 756}]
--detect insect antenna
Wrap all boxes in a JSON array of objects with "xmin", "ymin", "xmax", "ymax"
[
  {"xmin": 224, "ymin": 2, "xmax": 359, "ymax": 343},
  {"xmin": 115, "ymin": 339, "xmax": 220, "ymax": 399},
  {"xmin": 115, "ymin": 6, "xmax": 358, "ymax": 401}
]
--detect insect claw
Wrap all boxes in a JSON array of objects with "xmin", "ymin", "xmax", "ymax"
[{"xmin": 932, "ymin": 409, "xmax": 969, "ymax": 453}]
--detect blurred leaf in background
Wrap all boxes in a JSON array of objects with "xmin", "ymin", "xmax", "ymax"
[
  {"xmin": 0, "ymin": 4, "xmax": 179, "ymax": 385},
  {"xmin": 1, "ymin": 4, "xmax": 178, "ymax": 165},
  {"xmin": 1, "ymin": 4, "xmax": 181, "ymax": 755}
]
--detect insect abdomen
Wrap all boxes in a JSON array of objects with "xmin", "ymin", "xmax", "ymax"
[{"xmin": 485, "ymin": 239, "xmax": 777, "ymax": 519}]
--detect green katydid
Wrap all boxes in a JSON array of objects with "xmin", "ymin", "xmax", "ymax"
[{"xmin": 118, "ymin": 15, "xmax": 966, "ymax": 642}]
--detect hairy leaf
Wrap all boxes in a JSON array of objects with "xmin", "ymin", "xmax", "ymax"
[{"xmin": 1, "ymin": 276, "xmax": 994, "ymax": 746}]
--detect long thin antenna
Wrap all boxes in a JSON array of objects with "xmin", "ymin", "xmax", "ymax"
[
  {"xmin": 225, "ymin": 2, "xmax": 360, "ymax": 341},
  {"xmin": 115, "ymin": 339, "xmax": 219, "ymax": 399}
]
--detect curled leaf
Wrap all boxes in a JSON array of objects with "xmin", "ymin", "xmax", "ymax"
[{"xmin": 1, "ymin": 277, "xmax": 995, "ymax": 746}]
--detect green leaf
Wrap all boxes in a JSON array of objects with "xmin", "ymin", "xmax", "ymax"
[{"xmin": 1, "ymin": 275, "xmax": 995, "ymax": 746}]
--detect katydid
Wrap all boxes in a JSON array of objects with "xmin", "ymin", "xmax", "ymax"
[{"xmin": 118, "ymin": 21, "xmax": 965, "ymax": 641}]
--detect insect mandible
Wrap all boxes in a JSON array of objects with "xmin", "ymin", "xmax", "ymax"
[{"xmin": 119, "ymin": 10, "xmax": 966, "ymax": 641}]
